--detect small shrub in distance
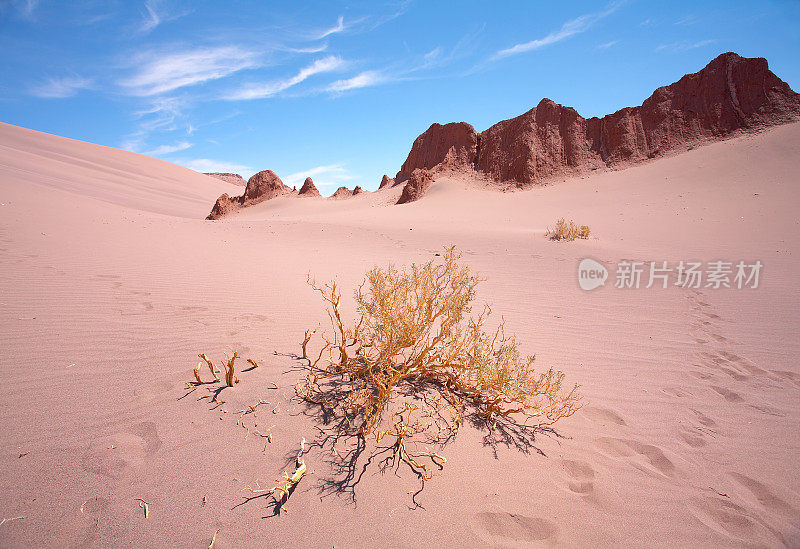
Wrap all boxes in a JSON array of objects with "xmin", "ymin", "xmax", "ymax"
[
  {"xmin": 548, "ymin": 218, "xmax": 590, "ymax": 241},
  {"xmin": 298, "ymin": 247, "xmax": 580, "ymax": 457}
]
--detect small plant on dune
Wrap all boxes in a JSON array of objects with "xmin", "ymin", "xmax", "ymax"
[
  {"xmin": 198, "ymin": 353, "xmax": 220, "ymax": 382},
  {"xmin": 223, "ymin": 352, "xmax": 239, "ymax": 387},
  {"xmin": 547, "ymin": 218, "xmax": 590, "ymax": 241},
  {"xmin": 298, "ymin": 247, "xmax": 580, "ymax": 482}
]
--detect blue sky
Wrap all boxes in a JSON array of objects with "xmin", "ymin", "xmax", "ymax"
[{"xmin": 1, "ymin": 1, "xmax": 799, "ymax": 193}]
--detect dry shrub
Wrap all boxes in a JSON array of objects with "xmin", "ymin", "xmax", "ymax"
[
  {"xmin": 548, "ymin": 218, "xmax": 590, "ymax": 241},
  {"xmin": 223, "ymin": 352, "xmax": 239, "ymax": 387},
  {"xmin": 298, "ymin": 247, "xmax": 580, "ymax": 450}
]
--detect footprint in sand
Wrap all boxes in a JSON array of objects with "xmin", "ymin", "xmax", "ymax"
[
  {"xmin": 687, "ymin": 496, "xmax": 782, "ymax": 546},
  {"xmin": 678, "ymin": 409, "xmax": 719, "ymax": 448},
  {"xmin": 770, "ymin": 370, "xmax": 800, "ymax": 387},
  {"xmin": 728, "ymin": 472, "xmax": 797, "ymax": 516},
  {"xmin": 581, "ymin": 406, "xmax": 626, "ymax": 426},
  {"xmin": 128, "ymin": 421, "xmax": 162, "ymax": 454},
  {"xmin": 690, "ymin": 409, "xmax": 717, "ymax": 428},
  {"xmin": 594, "ymin": 437, "xmax": 676, "ymax": 477},
  {"xmin": 560, "ymin": 459, "xmax": 596, "ymax": 495},
  {"xmin": 80, "ymin": 496, "xmax": 110, "ymax": 518},
  {"xmin": 474, "ymin": 511, "xmax": 558, "ymax": 544},
  {"xmin": 678, "ymin": 427, "xmax": 707, "ymax": 448},
  {"xmin": 81, "ymin": 422, "xmax": 161, "ymax": 478},
  {"xmin": 711, "ymin": 385, "xmax": 744, "ymax": 403},
  {"xmin": 661, "ymin": 386, "xmax": 693, "ymax": 398}
]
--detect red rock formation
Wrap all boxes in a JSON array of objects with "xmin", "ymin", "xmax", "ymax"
[
  {"xmin": 204, "ymin": 172, "xmax": 246, "ymax": 186},
  {"xmin": 397, "ymin": 169, "xmax": 433, "ymax": 204},
  {"xmin": 395, "ymin": 122, "xmax": 477, "ymax": 183},
  {"xmin": 395, "ymin": 52, "xmax": 800, "ymax": 193},
  {"xmin": 298, "ymin": 177, "xmax": 321, "ymax": 197},
  {"xmin": 331, "ymin": 186, "xmax": 353, "ymax": 199},
  {"xmin": 378, "ymin": 174, "xmax": 394, "ymax": 189},
  {"xmin": 207, "ymin": 169, "xmax": 291, "ymax": 219},
  {"xmin": 242, "ymin": 170, "xmax": 291, "ymax": 203},
  {"xmin": 352, "ymin": 186, "xmax": 364, "ymax": 195},
  {"xmin": 207, "ymin": 193, "xmax": 239, "ymax": 219}
]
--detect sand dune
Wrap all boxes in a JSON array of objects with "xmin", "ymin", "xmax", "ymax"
[
  {"xmin": 0, "ymin": 122, "xmax": 798, "ymax": 547},
  {"xmin": 0, "ymin": 122, "xmax": 237, "ymax": 218}
]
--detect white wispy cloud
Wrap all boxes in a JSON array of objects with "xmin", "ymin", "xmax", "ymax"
[
  {"xmin": 675, "ymin": 14, "xmax": 698, "ymax": 26},
  {"xmin": 284, "ymin": 164, "xmax": 354, "ymax": 188},
  {"xmin": 134, "ymin": 96, "xmax": 184, "ymax": 132},
  {"xmin": 12, "ymin": 0, "xmax": 38, "ymax": 19},
  {"xmin": 326, "ymin": 71, "xmax": 387, "ymax": 93},
  {"xmin": 316, "ymin": 15, "xmax": 345, "ymax": 39},
  {"xmin": 595, "ymin": 40, "xmax": 619, "ymax": 50},
  {"xmin": 139, "ymin": 0, "xmax": 190, "ymax": 33},
  {"xmin": 493, "ymin": 2, "xmax": 624, "ymax": 59},
  {"xmin": 655, "ymin": 39, "xmax": 716, "ymax": 53},
  {"xmin": 30, "ymin": 76, "xmax": 93, "ymax": 98},
  {"xmin": 175, "ymin": 158, "xmax": 254, "ymax": 177},
  {"xmin": 285, "ymin": 44, "xmax": 329, "ymax": 54},
  {"xmin": 143, "ymin": 141, "xmax": 192, "ymax": 156},
  {"xmin": 226, "ymin": 56, "xmax": 343, "ymax": 100},
  {"xmin": 119, "ymin": 45, "xmax": 259, "ymax": 96}
]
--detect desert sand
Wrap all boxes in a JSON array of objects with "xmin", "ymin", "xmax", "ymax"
[{"xmin": 0, "ymin": 119, "xmax": 799, "ymax": 547}]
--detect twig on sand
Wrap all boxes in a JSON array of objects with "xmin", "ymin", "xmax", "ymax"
[
  {"xmin": 0, "ymin": 516, "xmax": 23, "ymax": 527},
  {"xmin": 208, "ymin": 528, "xmax": 220, "ymax": 549},
  {"xmin": 245, "ymin": 438, "xmax": 307, "ymax": 510},
  {"xmin": 236, "ymin": 400, "xmax": 270, "ymax": 426},
  {"xmin": 134, "ymin": 498, "xmax": 151, "ymax": 518}
]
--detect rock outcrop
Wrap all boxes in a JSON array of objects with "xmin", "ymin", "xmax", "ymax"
[
  {"xmin": 352, "ymin": 186, "xmax": 364, "ymax": 195},
  {"xmin": 395, "ymin": 122, "xmax": 477, "ymax": 183},
  {"xmin": 393, "ymin": 52, "xmax": 800, "ymax": 198},
  {"xmin": 206, "ymin": 169, "xmax": 291, "ymax": 219},
  {"xmin": 378, "ymin": 174, "xmax": 394, "ymax": 189},
  {"xmin": 298, "ymin": 177, "xmax": 321, "ymax": 197},
  {"xmin": 331, "ymin": 186, "xmax": 353, "ymax": 199},
  {"xmin": 397, "ymin": 169, "xmax": 433, "ymax": 204},
  {"xmin": 204, "ymin": 172, "xmax": 246, "ymax": 186},
  {"xmin": 242, "ymin": 170, "xmax": 291, "ymax": 203}
]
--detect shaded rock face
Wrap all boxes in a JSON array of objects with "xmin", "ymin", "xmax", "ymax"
[
  {"xmin": 331, "ymin": 186, "xmax": 353, "ymax": 199},
  {"xmin": 207, "ymin": 193, "xmax": 239, "ymax": 219},
  {"xmin": 204, "ymin": 172, "xmax": 246, "ymax": 186},
  {"xmin": 379, "ymin": 174, "xmax": 394, "ymax": 189},
  {"xmin": 298, "ymin": 177, "xmax": 321, "ymax": 197},
  {"xmin": 352, "ymin": 186, "xmax": 364, "ymax": 195},
  {"xmin": 243, "ymin": 170, "xmax": 291, "ymax": 203},
  {"xmin": 207, "ymin": 169, "xmax": 291, "ymax": 219},
  {"xmin": 394, "ymin": 52, "xmax": 800, "ymax": 193},
  {"xmin": 395, "ymin": 122, "xmax": 477, "ymax": 183},
  {"xmin": 397, "ymin": 169, "xmax": 433, "ymax": 204}
]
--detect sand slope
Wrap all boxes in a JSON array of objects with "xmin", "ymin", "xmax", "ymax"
[
  {"xmin": 0, "ymin": 122, "xmax": 798, "ymax": 547},
  {"xmin": 0, "ymin": 122, "xmax": 237, "ymax": 218}
]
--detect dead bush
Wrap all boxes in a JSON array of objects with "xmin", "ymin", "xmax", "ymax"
[
  {"xmin": 298, "ymin": 247, "xmax": 580, "ymax": 450},
  {"xmin": 547, "ymin": 218, "xmax": 590, "ymax": 241}
]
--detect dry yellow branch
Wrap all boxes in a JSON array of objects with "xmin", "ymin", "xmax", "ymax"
[
  {"xmin": 271, "ymin": 458, "xmax": 306, "ymax": 503},
  {"xmin": 301, "ymin": 325, "xmax": 319, "ymax": 360},
  {"xmin": 223, "ymin": 352, "xmax": 239, "ymax": 387},
  {"xmin": 134, "ymin": 498, "xmax": 151, "ymax": 518},
  {"xmin": 198, "ymin": 354, "xmax": 219, "ymax": 382},
  {"xmin": 247, "ymin": 358, "xmax": 259, "ymax": 369},
  {"xmin": 193, "ymin": 363, "xmax": 203, "ymax": 384},
  {"xmin": 208, "ymin": 528, "xmax": 220, "ymax": 549},
  {"xmin": 547, "ymin": 218, "xmax": 590, "ymax": 241}
]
